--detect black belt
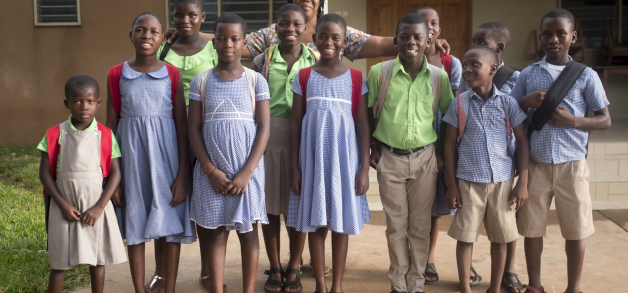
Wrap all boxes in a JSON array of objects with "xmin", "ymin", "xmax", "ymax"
[{"xmin": 382, "ymin": 143, "xmax": 427, "ymax": 156}]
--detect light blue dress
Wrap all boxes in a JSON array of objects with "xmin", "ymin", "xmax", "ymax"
[
  {"xmin": 189, "ymin": 70, "xmax": 270, "ymax": 233},
  {"xmin": 286, "ymin": 69, "xmax": 371, "ymax": 235},
  {"xmin": 115, "ymin": 62, "xmax": 196, "ymax": 246}
]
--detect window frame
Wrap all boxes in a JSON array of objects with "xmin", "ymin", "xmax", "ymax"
[
  {"xmin": 165, "ymin": 0, "xmax": 290, "ymax": 33},
  {"xmin": 33, "ymin": 0, "xmax": 82, "ymax": 27}
]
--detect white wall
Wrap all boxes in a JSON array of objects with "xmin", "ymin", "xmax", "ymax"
[{"xmin": 328, "ymin": 0, "xmax": 368, "ymax": 73}]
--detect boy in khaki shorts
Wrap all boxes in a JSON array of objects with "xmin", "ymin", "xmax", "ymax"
[
  {"xmin": 511, "ymin": 9, "xmax": 611, "ymax": 293},
  {"xmin": 442, "ymin": 46, "xmax": 529, "ymax": 293},
  {"xmin": 367, "ymin": 14, "xmax": 454, "ymax": 293}
]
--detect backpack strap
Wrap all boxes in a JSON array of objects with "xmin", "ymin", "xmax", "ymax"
[
  {"xmin": 456, "ymin": 92, "xmax": 470, "ymax": 145},
  {"xmin": 427, "ymin": 64, "xmax": 442, "ymax": 127},
  {"xmin": 306, "ymin": 46, "xmax": 321, "ymax": 62},
  {"xmin": 43, "ymin": 124, "xmax": 61, "ymax": 195},
  {"xmin": 493, "ymin": 65, "xmax": 515, "ymax": 90},
  {"xmin": 263, "ymin": 45, "xmax": 277, "ymax": 80},
  {"xmin": 440, "ymin": 52, "xmax": 452, "ymax": 78},
  {"xmin": 349, "ymin": 68, "xmax": 363, "ymax": 124},
  {"xmin": 499, "ymin": 96, "xmax": 514, "ymax": 157},
  {"xmin": 165, "ymin": 64, "xmax": 180, "ymax": 119},
  {"xmin": 197, "ymin": 68, "xmax": 213, "ymax": 121},
  {"xmin": 159, "ymin": 42, "xmax": 172, "ymax": 61},
  {"xmin": 529, "ymin": 61, "xmax": 587, "ymax": 136},
  {"xmin": 243, "ymin": 67, "xmax": 258, "ymax": 119},
  {"xmin": 299, "ymin": 67, "xmax": 313, "ymax": 114},
  {"xmin": 108, "ymin": 63, "xmax": 124, "ymax": 116},
  {"xmin": 97, "ymin": 123, "xmax": 113, "ymax": 178},
  {"xmin": 374, "ymin": 60, "xmax": 396, "ymax": 126}
]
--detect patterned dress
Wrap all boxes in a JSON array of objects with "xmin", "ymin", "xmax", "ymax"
[
  {"xmin": 246, "ymin": 23, "xmax": 370, "ymax": 62},
  {"xmin": 286, "ymin": 69, "xmax": 371, "ymax": 235},
  {"xmin": 116, "ymin": 62, "xmax": 196, "ymax": 246},
  {"xmin": 189, "ymin": 70, "xmax": 270, "ymax": 233}
]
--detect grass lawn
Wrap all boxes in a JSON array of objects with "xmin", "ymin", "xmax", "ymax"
[{"xmin": 0, "ymin": 146, "xmax": 90, "ymax": 292}]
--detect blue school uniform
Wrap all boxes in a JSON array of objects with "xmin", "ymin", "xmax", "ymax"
[
  {"xmin": 443, "ymin": 87, "xmax": 527, "ymax": 183},
  {"xmin": 116, "ymin": 62, "xmax": 196, "ymax": 245},
  {"xmin": 188, "ymin": 70, "xmax": 270, "ymax": 232},
  {"xmin": 286, "ymin": 69, "xmax": 371, "ymax": 235},
  {"xmin": 509, "ymin": 56, "xmax": 609, "ymax": 163}
]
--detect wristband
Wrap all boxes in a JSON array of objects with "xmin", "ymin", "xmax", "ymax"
[
  {"xmin": 202, "ymin": 162, "xmax": 213, "ymax": 171},
  {"xmin": 204, "ymin": 165, "xmax": 216, "ymax": 176}
]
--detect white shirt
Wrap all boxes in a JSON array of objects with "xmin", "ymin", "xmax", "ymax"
[{"xmin": 546, "ymin": 63, "xmax": 565, "ymax": 80}]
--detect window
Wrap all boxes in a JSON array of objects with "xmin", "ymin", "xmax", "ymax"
[
  {"xmin": 34, "ymin": 0, "xmax": 81, "ymax": 26},
  {"xmin": 562, "ymin": 0, "xmax": 627, "ymax": 47},
  {"xmin": 167, "ymin": 0, "xmax": 288, "ymax": 34}
]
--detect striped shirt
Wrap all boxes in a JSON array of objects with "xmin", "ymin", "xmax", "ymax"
[
  {"xmin": 443, "ymin": 87, "xmax": 527, "ymax": 183},
  {"xmin": 509, "ymin": 56, "xmax": 609, "ymax": 164}
]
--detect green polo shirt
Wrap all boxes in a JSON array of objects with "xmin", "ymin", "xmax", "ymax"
[
  {"xmin": 37, "ymin": 116, "xmax": 121, "ymax": 173},
  {"xmin": 268, "ymin": 44, "xmax": 316, "ymax": 118},
  {"xmin": 367, "ymin": 55, "xmax": 454, "ymax": 149}
]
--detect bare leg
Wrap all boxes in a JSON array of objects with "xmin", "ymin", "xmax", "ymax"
[
  {"xmin": 90, "ymin": 265, "xmax": 105, "ymax": 293},
  {"xmin": 309, "ymin": 228, "xmax": 328, "ymax": 292},
  {"xmin": 128, "ymin": 243, "xmax": 146, "ymax": 293},
  {"xmin": 48, "ymin": 269, "xmax": 66, "ymax": 293},
  {"xmin": 262, "ymin": 214, "xmax": 283, "ymax": 292},
  {"xmin": 145, "ymin": 238, "xmax": 166, "ymax": 291},
  {"xmin": 197, "ymin": 223, "xmax": 211, "ymax": 289},
  {"xmin": 565, "ymin": 239, "xmax": 585, "ymax": 293},
  {"xmin": 285, "ymin": 226, "xmax": 307, "ymax": 293},
  {"xmin": 503, "ymin": 239, "xmax": 524, "ymax": 293},
  {"xmin": 164, "ymin": 240, "xmax": 181, "ymax": 293},
  {"xmin": 426, "ymin": 216, "xmax": 440, "ymax": 282},
  {"xmin": 524, "ymin": 237, "xmax": 544, "ymax": 292},
  {"xmin": 456, "ymin": 241, "xmax": 473, "ymax": 293},
  {"xmin": 489, "ymin": 242, "xmax": 507, "ymax": 293},
  {"xmin": 329, "ymin": 232, "xmax": 348, "ymax": 293},
  {"xmin": 206, "ymin": 226, "xmax": 230, "ymax": 293},
  {"xmin": 238, "ymin": 223, "xmax": 260, "ymax": 293}
]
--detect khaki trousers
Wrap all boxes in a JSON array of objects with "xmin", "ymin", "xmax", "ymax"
[{"xmin": 376, "ymin": 145, "xmax": 438, "ymax": 293}]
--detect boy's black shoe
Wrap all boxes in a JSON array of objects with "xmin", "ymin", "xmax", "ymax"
[{"xmin": 390, "ymin": 291, "xmax": 407, "ymax": 293}]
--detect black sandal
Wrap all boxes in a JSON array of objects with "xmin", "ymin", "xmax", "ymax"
[
  {"xmin": 502, "ymin": 272, "xmax": 525, "ymax": 293},
  {"xmin": 424, "ymin": 263, "xmax": 439, "ymax": 284},
  {"xmin": 264, "ymin": 268, "xmax": 284, "ymax": 293},
  {"xmin": 470, "ymin": 266, "xmax": 483, "ymax": 287},
  {"xmin": 283, "ymin": 268, "xmax": 303, "ymax": 293}
]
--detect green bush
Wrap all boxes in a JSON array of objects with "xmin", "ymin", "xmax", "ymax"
[{"xmin": 0, "ymin": 146, "xmax": 90, "ymax": 292}]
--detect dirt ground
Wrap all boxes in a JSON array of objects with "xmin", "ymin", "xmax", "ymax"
[{"xmin": 72, "ymin": 210, "xmax": 627, "ymax": 293}]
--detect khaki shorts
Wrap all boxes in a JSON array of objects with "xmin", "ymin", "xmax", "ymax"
[
  {"xmin": 517, "ymin": 159, "xmax": 594, "ymax": 240},
  {"xmin": 448, "ymin": 178, "xmax": 518, "ymax": 244}
]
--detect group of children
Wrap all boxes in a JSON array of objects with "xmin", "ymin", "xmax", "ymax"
[{"xmin": 38, "ymin": 1, "xmax": 610, "ymax": 292}]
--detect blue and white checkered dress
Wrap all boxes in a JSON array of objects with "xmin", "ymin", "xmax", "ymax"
[
  {"xmin": 116, "ymin": 62, "xmax": 196, "ymax": 246},
  {"xmin": 286, "ymin": 69, "xmax": 371, "ymax": 235},
  {"xmin": 510, "ymin": 56, "xmax": 609, "ymax": 164},
  {"xmin": 188, "ymin": 70, "xmax": 270, "ymax": 233},
  {"xmin": 443, "ymin": 87, "xmax": 528, "ymax": 183}
]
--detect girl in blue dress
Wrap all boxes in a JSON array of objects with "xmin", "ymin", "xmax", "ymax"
[
  {"xmin": 106, "ymin": 12, "xmax": 194, "ymax": 293},
  {"xmin": 285, "ymin": 14, "xmax": 371, "ymax": 293},
  {"xmin": 188, "ymin": 14, "xmax": 270, "ymax": 293}
]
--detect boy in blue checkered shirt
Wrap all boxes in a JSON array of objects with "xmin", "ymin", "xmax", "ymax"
[
  {"xmin": 442, "ymin": 46, "xmax": 529, "ymax": 293},
  {"xmin": 510, "ymin": 9, "xmax": 611, "ymax": 293}
]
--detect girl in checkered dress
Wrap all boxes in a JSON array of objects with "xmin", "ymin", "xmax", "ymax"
[{"xmin": 286, "ymin": 14, "xmax": 371, "ymax": 293}]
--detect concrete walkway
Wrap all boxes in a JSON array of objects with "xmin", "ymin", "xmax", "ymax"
[{"xmin": 72, "ymin": 210, "xmax": 627, "ymax": 293}]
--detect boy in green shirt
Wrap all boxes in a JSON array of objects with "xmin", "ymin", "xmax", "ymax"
[
  {"xmin": 367, "ymin": 13, "xmax": 453, "ymax": 293},
  {"xmin": 251, "ymin": 4, "xmax": 319, "ymax": 293}
]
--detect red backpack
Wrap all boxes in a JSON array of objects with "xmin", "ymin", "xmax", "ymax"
[
  {"xmin": 297, "ymin": 67, "xmax": 363, "ymax": 124},
  {"xmin": 42, "ymin": 123, "xmax": 113, "ymax": 195},
  {"xmin": 441, "ymin": 52, "xmax": 452, "ymax": 79},
  {"xmin": 108, "ymin": 63, "xmax": 180, "ymax": 118}
]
